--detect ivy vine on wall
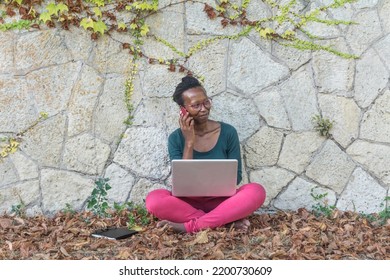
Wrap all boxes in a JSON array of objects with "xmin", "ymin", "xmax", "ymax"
[
  {"xmin": 1, "ymin": 0, "xmax": 359, "ymax": 59},
  {"xmin": 0, "ymin": 0, "xmax": 358, "ymax": 158}
]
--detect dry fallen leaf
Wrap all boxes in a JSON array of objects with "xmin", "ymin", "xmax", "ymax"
[
  {"xmin": 0, "ymin": 218, "xmax": 12, "ymax": 229},
  {"xmin": 6, "ymin": 241, "xmax": 13, "ymax": 251},
  {"xmin": 186, "ymin": 230, "xmax": 209, "ymax": 246},
  {"xmin": 60, "ymin": 246, "xmax": 71, "ymax": 257},
  {"xmin": 0, "ymin": 210, "xmax": 389, "ymax": 260}
]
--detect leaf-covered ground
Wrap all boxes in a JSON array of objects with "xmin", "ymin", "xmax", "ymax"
[{"xmin": 1, "ymin": 209, "xmax": 389, "ymax": 260}]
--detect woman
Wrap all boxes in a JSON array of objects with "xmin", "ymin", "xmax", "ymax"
[{"xmin": 146, "ymin": 76, "xmax": 266, "ymax": 233}]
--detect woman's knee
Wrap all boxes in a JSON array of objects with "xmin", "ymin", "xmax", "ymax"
[
  {"xmin": 145, "ymin": 189, "xmax": 171, "ymax": 213},
  {"xmin": 239, "ymin": 183, "xmax": 266, "ymax": 206}
]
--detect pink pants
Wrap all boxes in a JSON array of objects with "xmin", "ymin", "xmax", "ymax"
[{"xmin": 145, "ymin": 183, "xmax": 266, "ymax": 233}]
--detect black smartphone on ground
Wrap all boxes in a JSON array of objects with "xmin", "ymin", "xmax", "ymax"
[{"xmin": 91, "ymin": 227, "xmax": 138, "ymax": 240}]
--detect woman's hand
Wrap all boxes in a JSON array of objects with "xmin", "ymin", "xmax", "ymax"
[{"xmin": 179, "ymin": 111, "xmax": 195, "ymax": 146}]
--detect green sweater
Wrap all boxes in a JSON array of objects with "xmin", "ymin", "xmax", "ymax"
[{"xmin": 168, "ymin": 122, "xmax": 242, "ymax": 184}]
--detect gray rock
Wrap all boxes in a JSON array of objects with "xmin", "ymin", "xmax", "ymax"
[
  {"xmin": 145, "ymin": 3, "xmax": 185, "ymax": 54},
  {"xmin": 306, "ymin": 140, "xmax": 356, "ymax": 193},
  {"xmin": 353, "ymin": 0, "xmax": 379, "ymax": 9},
  {"xmin": 0, "ymin": 32, "xmax": 14, "ymax": 74},
  {"xmin": 132, "ymin": 97, "xmax": 176, "ymax": 131},
  {"xmin": 337, "ymin": 167, "xmax": 386, "ymax": 214},
  {"xmin": 187, "ymin": 38, "xmax": 228, "ymax": 95},
  {"xmin": 140, "ymin": 64, "xmax": 184, "ymax": 98},
  {"xmin": 9, "ymin": 152, "xmax": 39, "ymax": 181},
  {"xmin": 280, "ymin": 66, "xmax": 319, "ymax": 130},
  {"xmin": 210, "ymin": 92, "xmax": 260, "ymax": 141},
  {"xmin": 129, "ymin": 178, "xmax": 168, "ymax": 206},
  {"xmin": 186, "ymin": 1, "xmax": 241, "ymax": 36},
  {"xmin": 228, "ymin": 38, "xmax": 289, "ymax": 95},
  {"xmin": 347, "ymin": 140, "xmax": 390, "ymax": 186},
  {"xmin": 272, "ymin": 42, "xmax": 311, "ymax": 71},
  {"xmin": 61, "ymin": 26, "xmax": 93, "ymax": 62},
  {"xmin": 278, "ymin": 132, "xmax": 325, "ymax": 174},
  {"xmin": 63, "ymin": 134, "xmax": 111, "ymax": 175},
  {"xmin": 68, "ymin": 64, "xmax": 103, "ymax": 137},
  {"xmin": 254, "ymin": 88, "xmax": 291, "ymax": 130},
  {"xmin": 28, "ymin": 62, "xmax": 82, "ymax": 116},
  {"xmin": 249, "ymin": 167, "xmax": 296, "ymax": 206},
  {"xmin": 245, "ymin": 126, "xmax": 284, "ymax": 168},
  {"xmin": 318, "ymin": 94, "xmax": 361, "ymax": 147},
  {"xmin": 104, "ymin": 163, "xmax": 135, "ymax": 203},
  {"xmin": 373, "ymin": 34, "xmax": 390, "ymax": 76},
  {"xmin": 379, "ymin": 0, "xmax": 390, "ymax": 33},
  {"xmin": 113, "ymin": 126, "xmax": 170, "ymax": 179},
  {"xmin": 94, "ymin": 75, "xmax": 129, "ymax": 144},
  {"xmin": 305, "ymin": 2, "xmax": 341, "ymax": 38},
  {"xmin": 0, "ymin": 77, "xmax": 36, "ymax": 132},
  {"xmin": 0, "ymin": 157, "xmax": 18, "ymax": 187},
  {"xmin": 312, "ymin": 38, "xmax": 354, "ymax": 94},
  {"xmin": 41, "ymin": 169, "xmax": 95, "ymax": 214},
  {"xmin": 21, "ymin": 113, "xmax": 66, "ymax": 168},
  {"xmin": 274, "ymin": 176, "xmax": 336, "ymax": 211},
  {"xmin": 361, "ymin": 90, "xmax": 390, "ymax": 144},
  {"xmin": 15, "ymin": 30, "xmax": 72, "ymax": 74},
  {"xmin": 346, "ymin": 10, "xmax": 383, "ymax": 56},
  {"xmin": 0, "ymin": 180, "xmax": 40, "ymax": 214},
  {"xmin": 354, "ymin": 49, "xmax": 388, "ymax": 108},
  {"xmin": 90, "ymin": 36, "xmax": 132, "ymax": 74}
]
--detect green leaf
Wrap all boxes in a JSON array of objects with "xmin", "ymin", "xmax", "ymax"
[
  {"xmin": 57, "ymin": 3, "xmax": 69, "ymax": 14},
  {"xmin": 80, "ymin": 17, "xmax": 94, "ymax": 30},
  {"xmin": 39, "ymin": 12, "xmax": 52, "ymax": 23},
  {"xmin": 93, "ymin": 7, "xmax": 102, "ymax": 18},
  {"xmin": 46, "ymin": 2, "xmax": 58, "ymax": 16},
  {"xmin": 93, "ymin": 20, "xmax": 108, "ymax": 35},
  {"xmin": 118, "ymin": 22, "xmax": 127, "ymax": 30},
  {"xmin": 259, "ymin": 27, "xmax": 275, "ymax": 38},
  {"xmin": 140, "ymin": 23, "xmax": 149, "ymax": 36}
]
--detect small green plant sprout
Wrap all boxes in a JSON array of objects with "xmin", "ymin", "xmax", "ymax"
[
  {"xmin": 310, "ymin": 187, "xmax": 336, "ymax": 218},
  {"xmin": 377, "ymin": 196, "xmax": 390, "ymax": 225},
  {"xmin": 62, "ymin": 203, "xmax": 77, "ymax": 216},
  {"xmin": 126, "ymin": 203, "xmax": 151, "ymax": 231},
  {"xmin": 87, "ymin": 177, "xmax": 112, "ymax": 217},
  {"xmin": 312, "ymin": 114, "xmax": 334, "ymax": 137},
  {"xmin": 10, "ymin": 189, "xmax": 26, "ymax": 217},
  {"xmin": 113, "ymin": 201, "xmax": 134, "ymax": 212},
  {"xmin": 11, "ymin": 202, "xmax": 26, "ymax": 217}
]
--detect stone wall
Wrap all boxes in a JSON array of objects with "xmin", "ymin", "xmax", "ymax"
[{"xmin": 0, "ymin": 0, "xmax": 389, "ymax": 216}]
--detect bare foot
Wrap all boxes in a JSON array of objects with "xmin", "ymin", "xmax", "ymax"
[
  {"xmin": 227, "ymin": 218, "xmax": 250, "ymax": 231},
  {"xmin": 157, "ymin": 220, "xmax": 187, "ymax": 233}
]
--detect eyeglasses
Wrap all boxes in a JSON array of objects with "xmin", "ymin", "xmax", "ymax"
[{"xmin": 184, "ymin": 98, "xmax": 212, "ymax": 111}]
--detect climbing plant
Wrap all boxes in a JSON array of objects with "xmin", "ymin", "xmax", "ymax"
[
  {"xmin": 0, "ymin": 112, "xmax": 48, "ymax": 160},
  {"xmin": 0, "ymin": 0, "xmax": 359, "ymax": 141},
  {"xmin": 0, "ymin": 0, "xmax": 359, "ymax": 62}
]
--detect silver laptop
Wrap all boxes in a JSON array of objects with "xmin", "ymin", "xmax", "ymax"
[{"xmin": 171, "ymin": 159, "xmax": 238, "ymax": 197}]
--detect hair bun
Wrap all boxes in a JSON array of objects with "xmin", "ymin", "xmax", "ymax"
[{"xmin": 181, "ymin": 76, "xmax": 201, "ymax": 87}]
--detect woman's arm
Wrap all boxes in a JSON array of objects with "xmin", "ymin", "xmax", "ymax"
[{"xmin": 226, "ymin": 125, "xmax": 242, "ymax": 184}]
